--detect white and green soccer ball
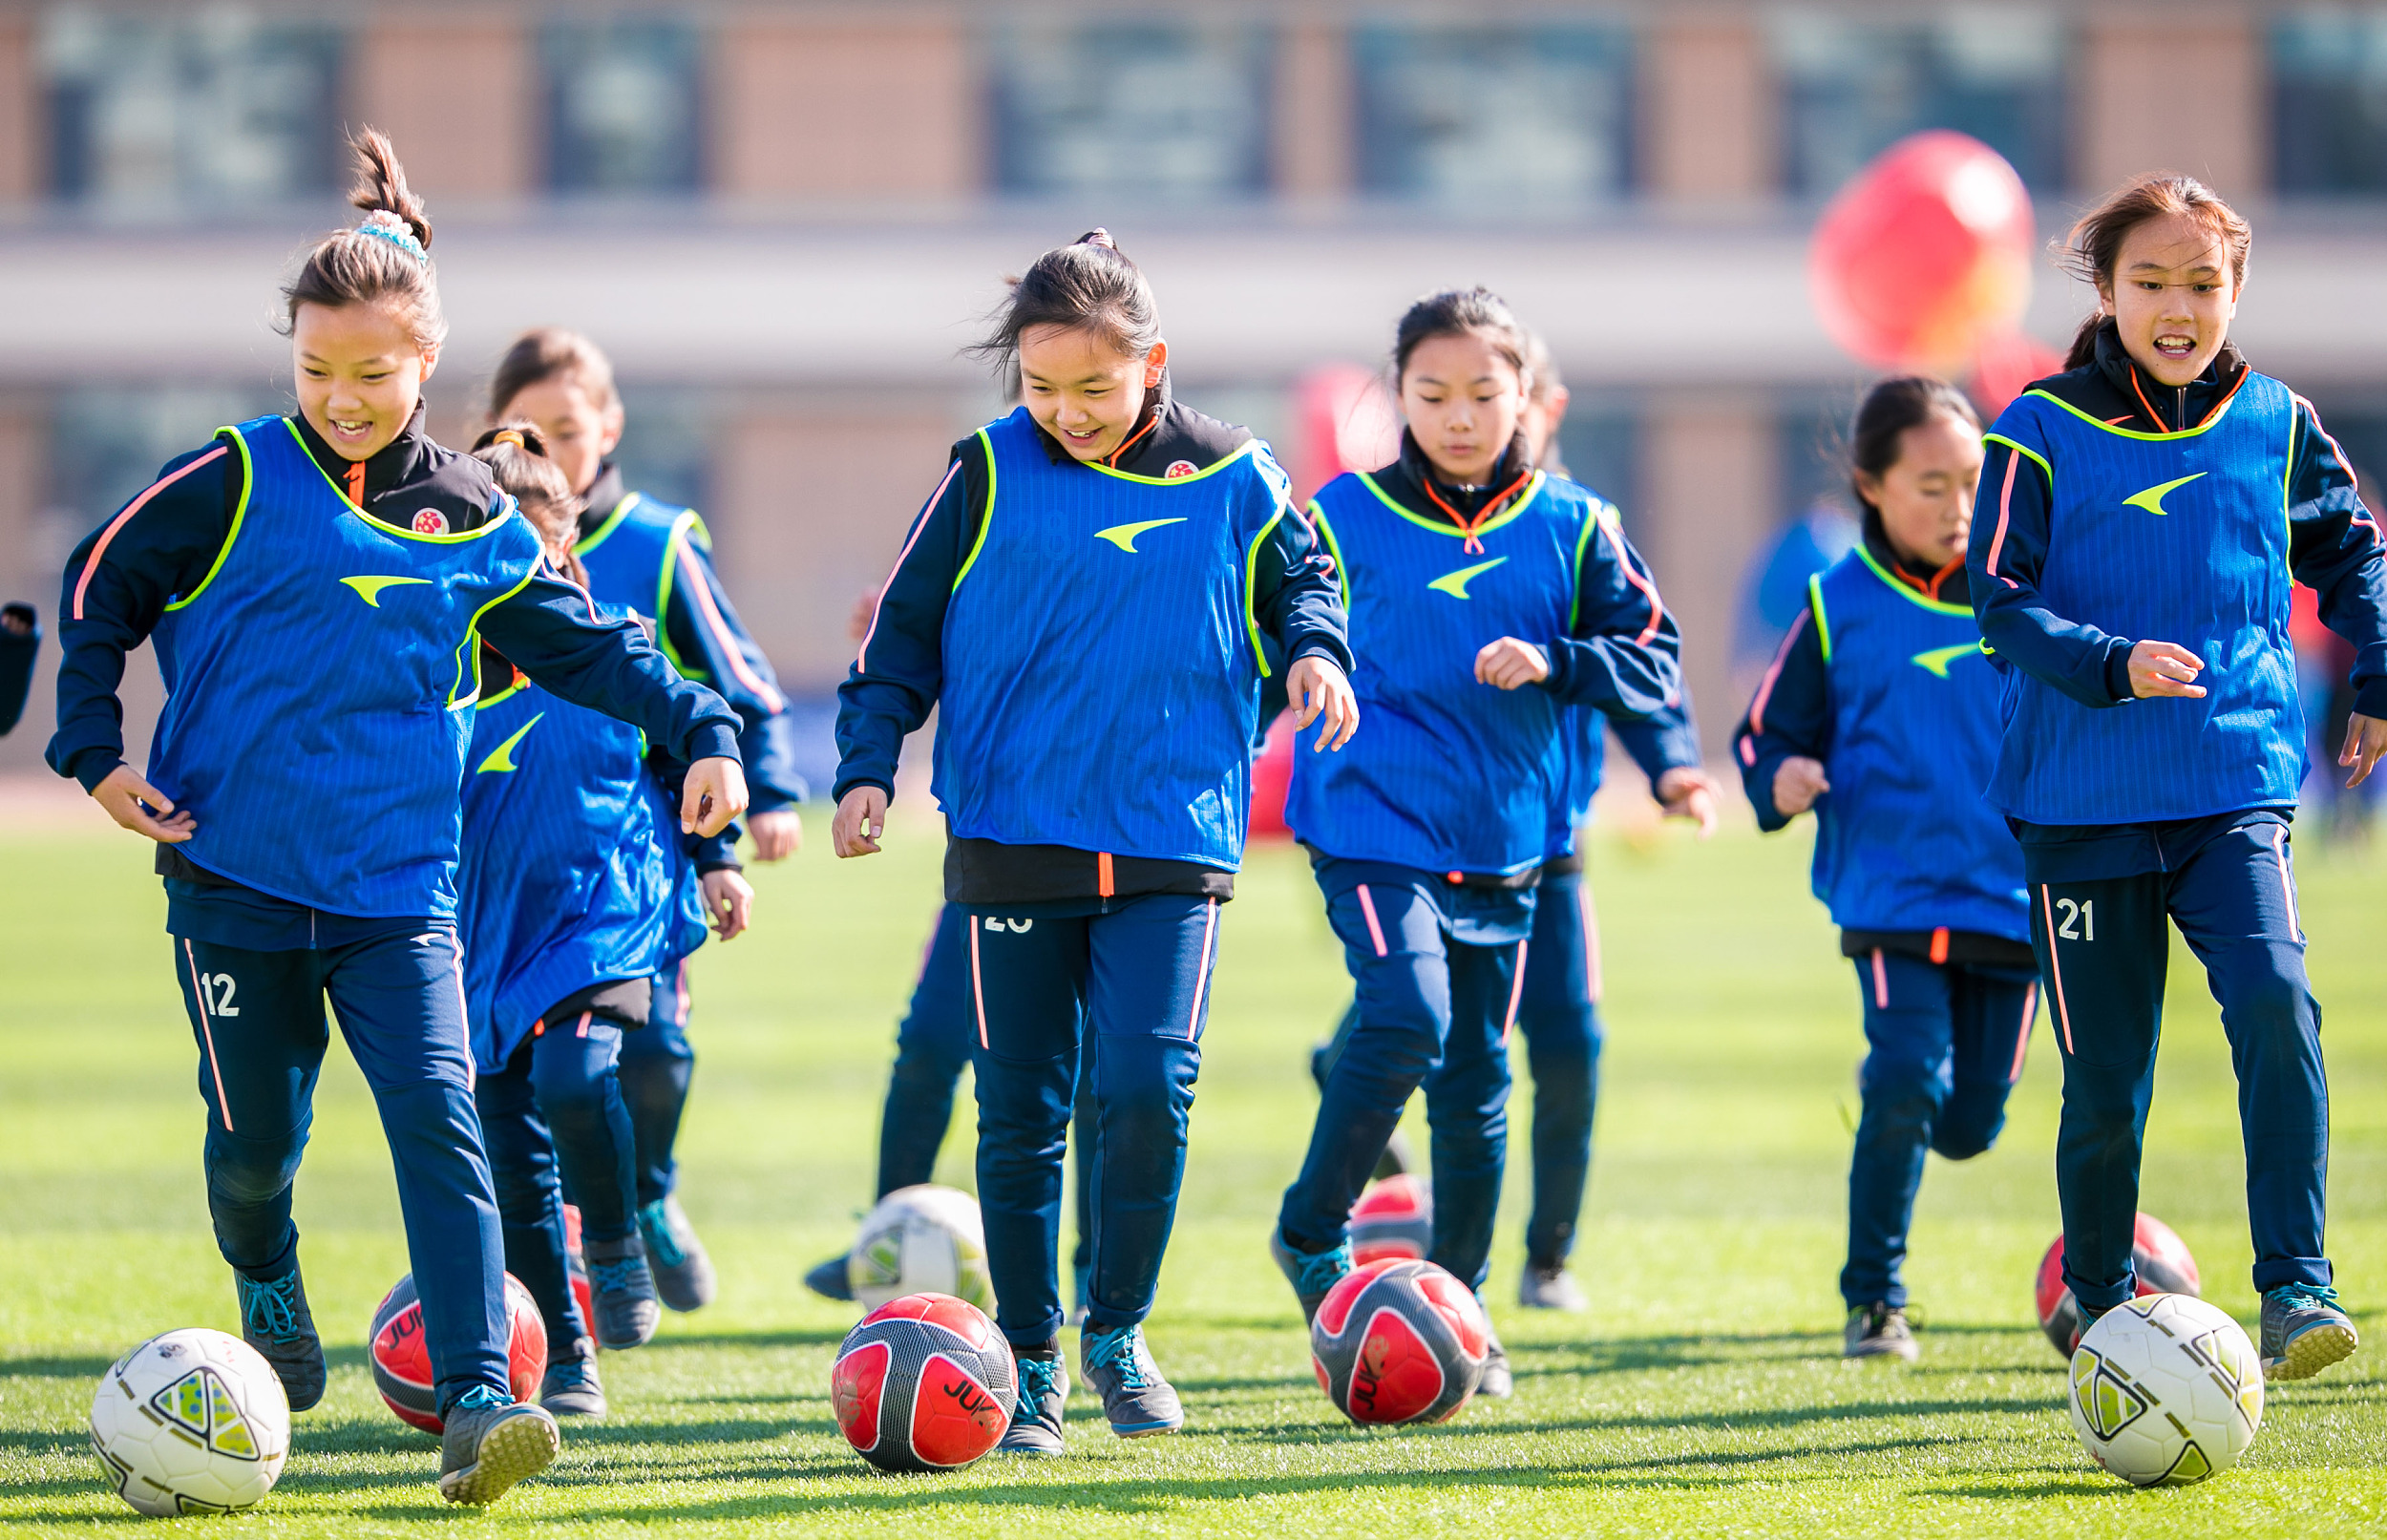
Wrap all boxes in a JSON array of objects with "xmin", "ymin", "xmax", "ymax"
[
  {"xmin": 2068, "ymin": 1292, "xmax": 2264, "ymax": 1487},
  {"xmin": 847, "ymin": 1184, "xmax": 998, "ymax": 1315},
  {"xmin": 91, "ymin": 1328, "xmax": 289, "ymax": 1516}
]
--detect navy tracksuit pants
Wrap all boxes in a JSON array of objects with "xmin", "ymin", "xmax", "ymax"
[
  {"xmin": 1281, "ymin": 868, "xmax": 1524, "ymax": 1292},
  {"xmin": 1840, "ymin": 951, "xmax": 2038, "ymax": 1310},
  {"xmin": 173, "ymin": 929, "xmax": 510, "ymax": 1412},
  {"xmin": 1314, "ymin": 868, "xmax": 1604, "ymax": 1272},
  {"xmin": 2031, "ymin": 820, "xmax": 2331, "ymax": 1310},
  {"xmin": 966, "ymin": 895, "xmax": 1215, "ymax": 1347},
  {"xmin": 619, "ymin": 957, "xmax": 693, "ymax": 1209},
  {"xmin": 476, "ymin": 1013, "xmax": 639, "ymax": 1350},
  {"xmin": 877, "ymin": 905, "xmax": 1092, "ymax": 1274}
]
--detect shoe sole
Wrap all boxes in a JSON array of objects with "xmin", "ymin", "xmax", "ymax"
[
  {"xmin": 2267, "ymin": 1322, "xmax": 2358, "ymax": 1382},
  {"xmin": 1109, "ymin": 1418, "xmax": 1182, "ymax": 1437},
  {"xmin": 995, "ymin": 1436, "xmax": 1066, "ymax": 1456},
  {"xmin": 438, "ymin": 1413, "xmax": 560, "ymax": 1506},
  {"xmin": 595, "ymin": 1308, "xmax": 661, "ymax": 1351}
]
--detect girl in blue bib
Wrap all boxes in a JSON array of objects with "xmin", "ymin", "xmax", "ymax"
[
  {"xmin": 1973, "ymin": 175, "xmax": 2387, "ymax": 1381},
  {"xmin": 1270, "ymin": 289, "xmax": 1683, "ymax": 1385},
  {"xmin": 47, "ymin": 132, "xmax": 747, "ymax": 1503},
  {"xmin": 1736, "ymin": 377, "xmax": 2035, "ymax": 1362},
  {"xmin": 832, "ymin": 231, "xmax": 1356, "ymax": 1450}
]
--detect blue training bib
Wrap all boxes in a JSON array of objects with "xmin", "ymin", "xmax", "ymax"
[
  {"xmin": 1984, "ymin": 375, "xmax": 2303, "ymax": 823},
  {"xmin": 149, "ymin": 415, "xmax": 541, "ymax": 918},
  {"xmin": 1805, "ymin": 548, "xmax": 2028, "ymax": 941},
  {"xmin": 934, "ymin": 409, "xmax": 1290, "ymax": 869}
]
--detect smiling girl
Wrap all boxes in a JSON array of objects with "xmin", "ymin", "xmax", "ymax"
[
  {"xmin": 1271, "ymin": 288, "xmax": 1681, "ymax": 1384},
  {"xmin": 832, "ymin": 230, "xmax": 1355, "ymax": 1451},
  {"xmin": 1735, "ymin": 377, "xmax": 2034, "ymax": 1361},
  {"xmin": 1974, "ymin": 174, "xmax": 2387, "ymax": 1380},
  {"xmin": 46, "ymin": 131, "xmax": 746, "ymax": 1502}
]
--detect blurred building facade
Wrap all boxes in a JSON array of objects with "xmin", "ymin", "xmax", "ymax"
[{"xmin": 7, "ymin": 0, "xmax": 2387, "ymax": 775}]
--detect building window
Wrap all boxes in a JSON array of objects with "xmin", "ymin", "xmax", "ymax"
[
  {"xmin": 1353, "ymin": 24, "xmax": 1635, "ymax": 209},
  {"xmin": 991, "ymin": 21, "xmax": 1271, "ymax": 200},
  {"xmin": 542, "ymin": 18, "xmax": 704, "ymax": 194},
  {"xmin": 2273, "ymin": 11, "xmax": 2387, "ymax": 195},
  {"xmin": 1774, "ymin": 12, "xmax": 2069, "ymax": 195},
  {"xmin": 41, "ymin": 9, "xmax": 343, "ymax": 210}
]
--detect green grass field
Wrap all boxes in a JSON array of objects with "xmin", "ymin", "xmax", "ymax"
[{"xmin": 2, "ymin": 812, "xmax": 2382, "ymax": 1537}]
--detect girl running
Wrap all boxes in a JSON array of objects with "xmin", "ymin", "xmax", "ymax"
[
  {"xmin": 1734, "ymin": 377, "xmax": 2035, "ymax": 1361},
  {"xmin": 833, "ymin": 230, "xmax": 1355, "ymax": 1451},
  {"xmin": 1975, "ymin": 175, "xmax": 2387, "ymax": 1379},
  {"xmin": 46, "ymin": 131, "xmax": 747, "ymax": 1502},
  {"xmin": 457, "ymin": 425, "xmax": 749, "ymax": 1417},
  {"xmin": 491, "ymin": 327, "xmax": 799, "ymax": 1313},
  {"xmin": 1271, "ymin": 288, "xmax": 1682, "ymax": 1384}
]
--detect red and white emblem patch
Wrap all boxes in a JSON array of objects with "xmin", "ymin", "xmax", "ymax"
[
  {"xmin": 412, "ymin": 509, "xmax": 448, "ymax": 535},
  {"xmin": 1165, "ymin": 459, "xmax": 1198, "ymax": 479}
]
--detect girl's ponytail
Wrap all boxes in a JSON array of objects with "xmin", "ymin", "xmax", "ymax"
[
  {"xmin": 281, "ymin": 127, "xmax": 447, "ymax": 353},
  {"xmin": 472, "ymin": 423, "xmax": 587, "ymax": 587}
]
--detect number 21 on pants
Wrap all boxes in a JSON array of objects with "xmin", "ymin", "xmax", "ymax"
[{"xmin": 2053, "ymin": 898, "xmax": 2095, "ymax": 942}]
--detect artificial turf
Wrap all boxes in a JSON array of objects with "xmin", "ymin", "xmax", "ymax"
[{"xmin": 2, "ymin": 809, "xmax": 2381, "ymax": 1536}]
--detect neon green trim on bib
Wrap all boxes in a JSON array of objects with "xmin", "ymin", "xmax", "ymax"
[
  {"xmin": 1854, "ymin": 544, "xmax": 1975, "ymax": 617},
  {"xmin": 1082, "ymin": 438, "xmax": 1261, "ymax": 486},
  {"xmin": 573, "ymin": 493, "xmax": 641, "ymax": 558},
  {"xmin": 283, "ymin": 419, "xmax": 516, "ymax": 543},
  {"xmin": 1353, "ymin": 469, "xmax": 1546, "ymax": 539},
  {"xmin": 954, "ymin": 431, "xmax": 998, "ymax": 591},
  {"xmin": 164, "ymin": 427, "xmax": 254, "ymax": 613},
  {"xmin": 1809, "ymin": 573, "xmax": 1832, "ymax": 665},
  {"xmin": 1310, "ymin": 500, "xmax": 1350, "ymax": 609},
  {"xmin": 1243, "ymin": 507, "xmax": 1287, "ymax": 679},
  {"xmin": 2022, "ymin": 386, "xmax": 2243, "ymax": 443}
]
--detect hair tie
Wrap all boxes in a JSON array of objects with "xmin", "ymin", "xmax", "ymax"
[
  {"xmin": 491, "ymin": 429, "xmax": 524, "ymax": 450},
  {"xmin": 1079, "ymin": 227, "xmax": 1116, "ymax": 250},
  {"xmin": 353, "ymin": 210, "xmax": 429, "ymax": 266}
]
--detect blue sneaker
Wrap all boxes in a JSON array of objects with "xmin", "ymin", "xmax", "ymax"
[
  {"xmin": 2262, "ymin": 1283, "xmax": 2359, "ymax": 1382},
  {"xmin": 437, "ymin": 1386, "xmax": 559, "ymax": 1506},
  {"xmin": 803, "ymin": 1253, "xmax": 855, "ymax": 1302},
  {"xmin": 1270, "ymin": 1226, "xmax": 1351, "ymax": 1324},
  {"xmin": 998, "ymin": 1353, "xmax": 1067, "ymax": 1456},
  {"xmin": 583, "ymin": 1235, "xmax": 661, "ymax": 1349},
  {"xmin": 235, "ymin": 1263, "xmax": 325, "ymax": 1412},
  {"xmin": 637, "ymin": 1196, "xmax": 716, "ymax": 1312},
  {"xmin": 1080, "ymin": 1324, "xmax": 1183, "ymax": 1437}
]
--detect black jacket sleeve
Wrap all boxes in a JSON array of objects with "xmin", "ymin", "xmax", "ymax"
[
  {"xmin": 1611, "ymin": 687, "xmax": 1703, "ymax": 787},
  {"xmin": 1252, "ymin": 502, "xmax": 1352, "ymax": 675},
  {"xmin": 0, "ymin": 605, "xmax": 38, "ymax": 737},
  {"xmin": 1732, "ymin": 602, "xmax": 1832, "ymax": 833},
  {"xmin": 46, "ymin": 443, "xmax": 242, "ymax": 790},
  {"xmin": 1539, "ymin": 516, "xmax": 1683, "ymax": 717},
  {"xmin": 834, "ymin": 453, "xmax": 974, "ymax": 803},
  {"xmin": 2286, "ymin": 395, "xmax": 2387, "ymax": 719}
]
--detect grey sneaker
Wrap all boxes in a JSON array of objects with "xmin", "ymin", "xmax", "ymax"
[
  {"xmin": 584, "ymin": 1234, "xmax": 661, "ymax": 1348},
  {"xmin": 235, "ymin": 1262, "xmax": 326, "ymax": 1412},
  {"xmin": 1477, "ymin": 1324, "xmax": 1514, "ymax": 1399},
  {"xmin": 2262, "ymin": 1283, "xmax": 2359, "ymax": 1382},
  {"xmin": 1080, "ymin": 1324, "xmax": 1183, "ymax": 1436},
  {"xmin": 803, "ymin": 1253, "xmax": 854, "ymax": 1302},
  {"xmin": 539, "ymin": 1340, "xmax": 605, "ymax": 1418},
  {"xmin": 1516, "ymin": 1262, "xmax": 1588, "ymax": 1312},
  {"xmin": 636, "ymin": 1196, "xmax": 716, "ymax": 1312},
  {"xmin": 1844, "ymin": 1303, "xmax": 1918, "ymax": 1361},
  {"xmin": 1270, "ymin": 1226, "xmax": 1352, "ymax": 1324},
  {"xmin": 997, "ymin": 1353, "xmax": 1067, "ymax": 1456},
  {"xmin": 436, "ymin": 1393, "xmax": 560, "ymax": 1506}
]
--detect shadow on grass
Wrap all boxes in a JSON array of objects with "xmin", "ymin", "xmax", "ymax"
[
  {"xmin": 644, "ymin": 1329, "xmax": 849, "ymax": 1352},
  {"xmin": 0, "ymin": 1354, "xmax": 116, "ymax": 1380}
]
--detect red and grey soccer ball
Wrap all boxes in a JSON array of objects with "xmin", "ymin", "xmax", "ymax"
[
  {"xmin": 2035, "ymin": 1213, "xmax": 2202, "ymax": 1356},
  {"xmin": 832, "ymin": 1293, "xmax": 1017, "ymax": 1472},
  {"xmin": 369, "ymin": 1272, "xmax": 548, "ymax": 1433},
  {"xmin": 1311, "ymin": 1257, "xmax": 1489, "ymax": 1426},
  {"xmin": 1348, "ymin": 1174, "xmax": 1433, "ymax": 1267}
]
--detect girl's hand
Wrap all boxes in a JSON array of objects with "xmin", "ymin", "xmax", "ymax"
[
  {"xmin": 2341, "ymin": 711, "xmax": 2387, "ymax": 789},
  {"xmin": 1772, "ymin": 756, "xmax": 1830, "ymax": 817},
  {"xmin": 2128, "ymin": 641, "xmax": 2207, "ymax": 699},
  {"xmin": 1475, "ymin": 638, "xmax": 1550, "ymax": 690},
  {"xmin": 93, "ymin": 765, "xmax": 197, "ymax": 843},
  {"xmin": 1655, "ymin": 766, "xmax": 1722, "ymax": 839},
  {"xmin": 834, "ymin": 786, "xmax": 889, "ymax": 857},
  {"xmin": 681, "ymin": 757, "xmax": 749, "ymax": 837},
  {"xmin": 747, "ymin": 809, "xmax": 802, "ymax": 862},
  {"xmin": 1288, "ymin": 654, "xmax": 1360, "ymax": 751},
  {"xmin": 701, "ymin": 868, "xmax": 754, "ymax": 941}
]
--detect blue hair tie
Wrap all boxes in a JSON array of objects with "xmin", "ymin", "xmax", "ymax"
[{"xmin": 353, "ymin": 213, "xmax": 428, "ymax": 265}]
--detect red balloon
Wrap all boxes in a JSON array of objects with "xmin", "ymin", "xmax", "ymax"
[{"xmin": 1809, "ymin": 131, "xmax": 2037, "ymax": 372}]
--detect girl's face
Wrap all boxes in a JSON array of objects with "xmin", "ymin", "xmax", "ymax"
[
  {"xmin": 1857, "ymin": 412, "xmax": 1982, "ymax": 571},
  {"xmin": 1019, "ymin": 325, "xmax": 1167, "ymax": 463},
  {"xmin": 1400, "ymin": 331, "xmax": 1527, "ymax": 486},
  {"xmin": 292, "ymin": 301, "xmax": 435, "ymax": 462},
  {"xmin": 2099, "ymin": 211, "xmax": 2241, "ymax": 389},
  {"xmin": 501, "ymin": 373, "xmax": 623, "ymax": 497}
]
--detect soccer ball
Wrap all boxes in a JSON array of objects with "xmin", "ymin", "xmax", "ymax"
[
  {"xmin": 2068, "ymin": 1292, "xmax": 2262, "ymax": 1487},
  {"xmin": 2035, "ymin": 1213, "xmax": 2202, "ymax": 1356},
  {"xmin": 847, "ymin": 1185, "xmax": 997, "ymax": 1315},
  {"xmin": 832, "ymin": 1293, "xmax": 1018, "ymax": 1472},
  {"xmin": 369, "ymin": 1272, "xmax": 548, "ymax": 1433},
  {"xmin": 90, "ymin": 1328, "xmax": 289, "ymax": 1516},
  {"xmin": 1311, "ymin": 1257, "xmax": 1489, "ymax": 1425},
  {"xmin": 1349, "ymin": 1174, "xmax": 1432, "ymax": 1266}
]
